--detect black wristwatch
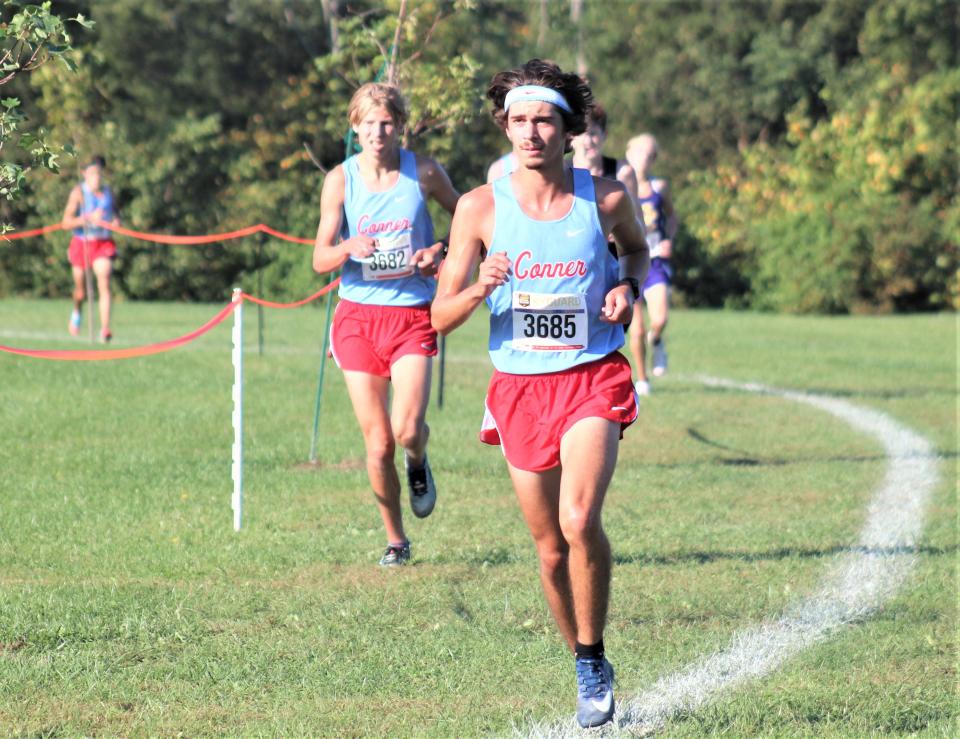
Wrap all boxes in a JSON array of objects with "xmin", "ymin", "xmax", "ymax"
[
  {"xmin": 617, "ymin": 277, "xmax": 640, "ymax": 300},
  {"xmin": 440, "ymin": 238, "xmax": 449, "ymax": 258}
]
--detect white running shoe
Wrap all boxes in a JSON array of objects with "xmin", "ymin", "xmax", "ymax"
[
  {"xmin": 405, "ymin": 454, "xmax": 436, "ymax": 518},
  {"xmin": 634, "ymin": 380, "xmax": 651, "ymax": 397}
]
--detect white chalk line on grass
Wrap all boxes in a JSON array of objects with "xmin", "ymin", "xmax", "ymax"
[{"xmin": 523, "ymin": 375, "xmax": 941, "ymax": 737}]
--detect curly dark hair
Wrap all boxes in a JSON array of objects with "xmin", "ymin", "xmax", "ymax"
[
  {"xmin": 588, "ymin": 103, "xmax": 608, "ymax": 133},
  {"xmin": 487, "ymin": 58, "xmax": 593, "ymax": 136}
]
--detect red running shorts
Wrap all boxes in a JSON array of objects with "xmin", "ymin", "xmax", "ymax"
[
  {"xmin": 480, "ymin": 351, "xmax": 638, "ymax": 472},
  {"xmin": 68, "ymin": 237, "xmax": 116, "ymax": 268},
  {"xmin": 330, "ymin": 298, "xmax": 438, "ymax": 378}
]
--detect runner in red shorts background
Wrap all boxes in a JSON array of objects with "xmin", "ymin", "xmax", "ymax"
[{"xmin": 62, "ymin": 156, "xmax": 120, "ymax": 343}]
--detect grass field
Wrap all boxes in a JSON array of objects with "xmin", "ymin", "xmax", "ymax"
[{"xmin": 0, "ymin": 297, "xmax": 956, "ymax": 737}]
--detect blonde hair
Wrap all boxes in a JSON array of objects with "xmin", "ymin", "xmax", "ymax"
[
  {"xmin": 347, "ymin": 83, "xmax": 408, "ymax": 130},
  {"xmin": 627, "ymin": 133, "xmax": 659, "ymax": 157}
]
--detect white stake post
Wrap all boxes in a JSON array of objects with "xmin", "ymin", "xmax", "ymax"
[{"xmin": 231, "ymin": 288, "xmax": 244, "ymax": 531}]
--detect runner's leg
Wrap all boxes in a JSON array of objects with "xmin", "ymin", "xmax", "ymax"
[
  {"xmin": 507, "ymin": 462, "xmax": 576, "ymax": 649},
  {"xmin": 389, "ymin": 353, "xmax": 432, "ymax": 464},
  {"xmin": 558, "ymin": 416, "xmax": 619, "ymax": 645},
  {"xmin": 629, "ymin": 301, "xmax": 648, "ymax": 381},
  {"xmin": 92, "ymin": 257, "xmax": 112, "ymax": 334},
  {"xmin": 645, "ymin": 282, "xmax": 668, "ymax": 343},
  {"xmin": 342, "ymin": 370, "xmax": 406, "ymax": 544},
  {"xmin": 71, "ymin": 266, "xmax": 85, "ymax": 312}
]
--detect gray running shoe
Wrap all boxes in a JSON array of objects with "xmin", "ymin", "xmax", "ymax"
[
  {"xmin": 405, "ymin": 454, "xmax": 436, "ymax": 518},
  {"xmin": 575, "ymin": 656, "xmax": 615, "ymax": 728},
  {"xmin": 379, "ymin": 542, "xmax": 411, "ymax": 567}
]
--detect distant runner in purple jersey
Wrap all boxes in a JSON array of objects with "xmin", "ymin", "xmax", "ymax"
[{"xmin": 625, "ymin": 133, "xmax": 678, "ymax": 396}]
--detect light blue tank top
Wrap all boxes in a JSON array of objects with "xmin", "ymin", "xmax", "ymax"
[
  {"xmin": 72, "ymin": 183, "xmax": 115, "ymax": 239},
  {"xmin": 486, "ymin": 168, "xmax": 624, "ymax": 374},
  {"xmin": 338, "ymin": 149, "xmax": 436, "ymax": 306}
]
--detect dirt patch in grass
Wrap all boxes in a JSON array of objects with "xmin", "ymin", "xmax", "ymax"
[
  {"xmin": 293, "ymin": 457, "xmax": 365, "ymax": 472},
  {"xmin": 0, "ymin": 638, "xmax": 26, "ymax": 653}
]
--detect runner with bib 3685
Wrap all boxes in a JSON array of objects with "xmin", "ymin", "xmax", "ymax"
[{"xmin": 432, "ymin": 59, "xmax": 649, "ymax": 728}]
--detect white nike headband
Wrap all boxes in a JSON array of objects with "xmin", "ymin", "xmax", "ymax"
[{"xmin": 503, "ymin": 85, "xmax": 572, "ymax": 114}]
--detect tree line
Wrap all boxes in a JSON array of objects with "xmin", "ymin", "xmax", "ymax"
[{"xmin": 1, "ymin": 0, "xmax": 956, "ymax": 312}]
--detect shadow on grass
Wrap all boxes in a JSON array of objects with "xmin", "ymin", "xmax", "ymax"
[
  {"xmin": 679, "ymin": 427, "xmax": 956, "ymax": 468},
  {"xmin": 699, "ymin": 384, "xmax": 958, "ymax": 400},
  {"xmin": 613, "ymin": 544, "xmax": 958, "ymax": 567},
  {"xmin": 801, "ymin": 385, "xmax": 959, "ymax": 399},
  {"xmin": 430, "ymin": 547, "xmax": 520, "ymax": 568},
  {"xmin": 292, "ymin": 457, "xmax": 365, "ymax": 471}
]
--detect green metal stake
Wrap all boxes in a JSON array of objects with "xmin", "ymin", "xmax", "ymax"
[
  {"xmin": 308, "ymin": 274, "xmax": 337, "ymax": 464},
  {"xmin": 256, "ymin": 235, "xmax": 265, "ymax": 356},
  {"xmin": 81, "ymin": 222, "xmax": 95, "ymax": 344}
]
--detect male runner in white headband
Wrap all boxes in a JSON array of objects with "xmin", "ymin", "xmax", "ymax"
[{"xmin": 433, "ymin": 59, "xmax": 649, "ymax": 728}]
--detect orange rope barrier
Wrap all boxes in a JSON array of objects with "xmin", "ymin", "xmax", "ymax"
[
  {"xmin": 0, "ymin": 218, "xmax": 335, "ymax": 361},
  {"xmin": 258, "ymin": 224, "xmax": 313, "ymax": 245},
  {"xmin": 101, "ymin": 222, "xmax": 263, "ymax": 245},
  {"xmin": 1, "ymin": 221, "xmax": 314, "ymax": 246},
  {"xmin": 0, "ymin": 279, "xmax": 341, "ymax": 361},
  {"xmin": 2, "ymin": 223, "xmax": 66, "ymax": 240},
  {"xmin": 240, "ymin": 278, "xmax": 340, "ymax": 309},
  {"xmin": 0, "ymin": 301, "xmax": 237, "ymax": 361}
]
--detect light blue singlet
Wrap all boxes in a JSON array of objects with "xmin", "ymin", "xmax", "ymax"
[
  {"xmin": 486, "ymin": 168, "xmax": 624, "ymax": 375},
  {"xmin": 338, "ymin": 149, "xmax": 436, "ymax": 307},
  {"xmin": 72, "ymin": 183, "xmax": 115, "ymax": 240}
]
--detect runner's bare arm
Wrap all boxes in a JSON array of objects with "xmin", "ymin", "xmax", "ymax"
[
  {"xmin": 431, "ymin": 187, "xmax": 506, "ymax": 335},
  {"xmin": 413, "ymin": 155, "xmax": 462, "ymax": 275},
  {"xmin": 596, "ymin": 177, "xmax": 650, "ymax": 324},
  {"xmin": 417, "ymin": 155, "xmax": 460, "ymax": 216},
  {"xmin": 61, "ymin": 186, "xmax": 85, "ymax": 230},
  {"xmin": 97, "ymin": 196, "xmax": 120, "ymax": 229},
  {"xmin": 616, "ymin": 160, "xmax": 638, "ymax": 204},
  {"xmin": 107, "ymin": 199, "xmax": 120, "ymax": 227},
  {"xmin": 312, "ymin": 165, "xmax": 375, "ymax": 275}
]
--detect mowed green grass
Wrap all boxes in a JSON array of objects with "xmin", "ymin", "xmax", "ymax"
[{"xmin": 0, "ymin": 298, "xmax": 955, "ymax": 737}]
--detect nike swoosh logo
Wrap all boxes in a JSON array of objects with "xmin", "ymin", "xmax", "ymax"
[
  {"xmin": 566, "ymin": 228, "xmax": 585, "ymax": 237},
  {"xmin": 588, "ymin": 693, "xmax": 613, "ymax": 713},
  {"xmin": 611, "ymin": 406, "xmax": 628, "ymax": 411},
  {"xmin": 394, "ymin": 195, "xmax": 407, "ymax": 202}
]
